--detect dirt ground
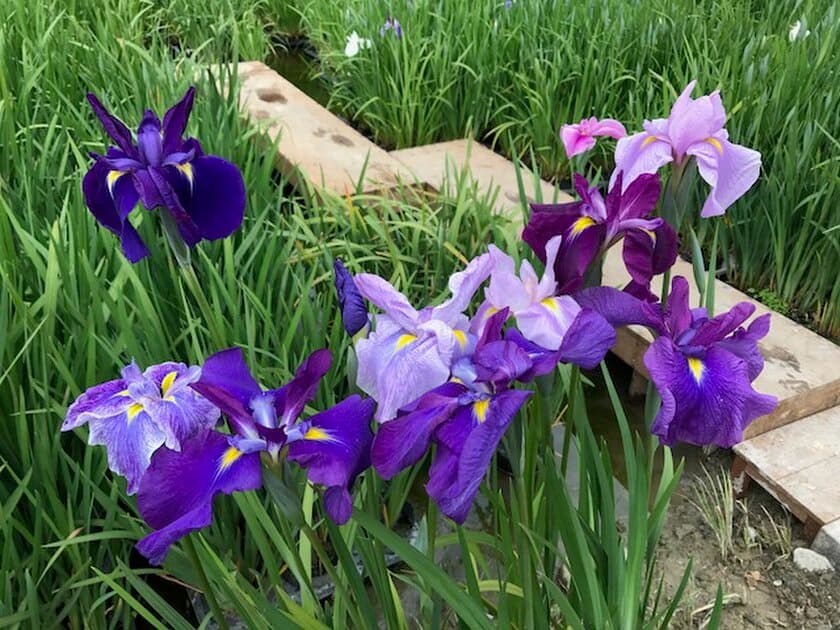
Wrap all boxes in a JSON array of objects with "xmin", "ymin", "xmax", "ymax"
[{"xmin": 657, "ymin": 447, "xmax": 839, "ymax": 628}]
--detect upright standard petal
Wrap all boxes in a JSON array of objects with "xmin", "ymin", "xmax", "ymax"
[
  {"xmin": 271, "ymin": 349, "xmax": 332, "ymax": 427},
  {"xmin": 353, "ymin": 274, "xmax": 420, "ymax": 331},
  {"xmin": 191, "ymin": 348, "xmax": 262, "ymax": 436},
  {"xmin": 86, "ymin": 93, "xmax": 136, "ymax": 156},
  {"xmin": 161, "ymin": 87, "xmax": 195, "ymax": 155},
  {"xmin": 431, "ymin": 252, "xmax": 494, "ymax": 324},
  {"xmin": 136, "ymin": 430, "xmax": 262, "ymax": 564}
]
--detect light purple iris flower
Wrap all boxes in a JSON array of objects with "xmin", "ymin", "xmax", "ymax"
[
  {"xmin": 524, "ymin": 172, "xmax": 676, "ymax": 296},
  {"xmin": 83, "ymin": 88, "xmax": 246, "ymax": 262},
  {"xmin": 134, "ymin": 348, "xmax": 374, "ymax": 564},
  {"xmin": 577, "ymin": 277, "xmax": 777, "ymax": 447},
  {"xmin": 560, "ymin": 117, "xmax": 626, "ymax": 158},
  {"xmin": 353, "ymin": 253, "xmax": 494, "ymax": 422},
  {"xmin": 61, "ymin": 361, "xmax": 220, "ymax": 494},
  {"xmin": 380, "ymin": 16, "xmax": 403, "ymax": 38},
  {"xmin": 612, "ymin": 80, "xmax": 761, "ymax": 218},
  {"xmin": 475, "ymin": 236, "xmax": 614, "ymax": 356}
]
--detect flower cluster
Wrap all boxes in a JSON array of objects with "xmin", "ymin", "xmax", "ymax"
[
  {"xmin": 63, "ymin": 350, "xmax": 374, "ymax": 565},
  {"xmin": 335, "ymin": 243, "xmax": 616, "ymax": 523}
]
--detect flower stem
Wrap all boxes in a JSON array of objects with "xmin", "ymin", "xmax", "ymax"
[
  {"xmin": 184, "ymin": 534, "xmax": 229, "ymax": 630},
  {"xmin": 180, "ymin": 262, "xmax": 226, "ymax": 350},
  {"xmin": 159, "ymin": 208, "xmax": 192, "ymax": 268},
  {"xmin": 559, "ymin": 365, "xmax": 580, "ymax": 478}
]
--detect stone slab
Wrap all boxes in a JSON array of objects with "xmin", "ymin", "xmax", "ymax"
[
  {"xmin": 733, "ymin": 406, "xmax": 840, "ymax": 532},
  {"xmin": 603, "ymin": 250, "xmax": 840, "ymax": 440},
  {"xmin": 231, "ymin": 61, "xmax": 412, "ymax": 195},
  {"xmin": 390, "ymin": 140, "xmax": 573, "ymax": 221}
]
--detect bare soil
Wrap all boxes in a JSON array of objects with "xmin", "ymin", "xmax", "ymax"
[{"xmin": 658, "ymin": 448, "xmax": 840, "ymax": 628}]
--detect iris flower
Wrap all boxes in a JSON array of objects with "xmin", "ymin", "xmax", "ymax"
[
  {"xmin": 524, "ymin": 172, "xmax": 676, "ymax": 296},
  {"xmin": 345, "ymin": 31, "xmax": 372, "ymax": 57},
  {"xmin": 475, "ymin": 235, "xmax": 616, "ymax": 362},
  {"xmin": 61, "ymin": 361, "xmax": 220, "ymax": 493},
  {"xmin": 352, "ymin": 253, "xmax": 493, "ymax": 421},
  {"xmin": 577, "ymin": 277, "xmax": 777, "ymax": 447},
  {"xmin": 612, "ymin": 80, "xmax": 761, "ymax": 217},
  {"xmin": 83, "ymin": 88, "xmax": 246, "ymax": 262},
  {"xmin": 371, "ymin": 310, "xmax": 532, "ymax": 523},
  {"xmin": 560, "ymin": 117, "xmax": 626, "ymax": 158},
  {"xmin": 334, "ymin": 258, "xmax": 369, "ymax": 337},
  {"xmin": 134, "ymin": 348, "xmax": 374, "ymax": 564},
  {"xmin": 380, "ymin": 16, "xmax": 403, "ymax": 38}
]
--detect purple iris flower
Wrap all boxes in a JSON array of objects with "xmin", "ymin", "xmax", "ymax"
[
  {"xmin": 334, "ymin": 258, "xmax": 369, "ymax": 337},
  {"xmin": 61, "ymin": 361, "xmax": 220, "ymax": 494},
  {"xmin": 523, "ymin": 172, "xmax": 677, "ymax": 295},
  {"xmin": 371, "ymin": 310, "xmax": 532, "ymax": 523},
  {"xmin": 380, "ymin": 16, "xmax": 403, "ymax": 38},
  {"xmin": 612, "ymin": 80, "xmax": 761, "ymax": 217},
  {"xmin": 352, "ymin": 253, "xmax": 494, "ymax": 421},
  {"xmin": 83, "ymin": 88, "xmax": 246, "ymax": 262},
  {"xmin": 577, "ymin": 276, "xmax": 777, "ymax": 447},
  {"xmin": 134, "ymin": 348, "xmax": 374, "ymax": 564}
]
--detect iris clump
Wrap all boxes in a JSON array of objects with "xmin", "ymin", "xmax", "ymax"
[{"xmin": 83, "ymin": 88, "xmax": 246, "ymax": 263}]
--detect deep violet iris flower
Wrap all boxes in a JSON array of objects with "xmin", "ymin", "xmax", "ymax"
[
  {"xmin": 83, "ymin": 88, "xmax": 246, "ymax": 262},
  {"xmin": 560, "ymin": 117, "xmax": 626, "ymax": 158},
  {"xmin": 371, "ymin": 310, "xmax": 533, "ymax": 523},
  {"xmin": 612, "ymin": 80, "xmax": 761, "ymax": 218},
  {"xmin": 61, "ymin": 361, "xmax": 220, "ymax": 494},
  {"xmin": 523, "ymin": 172, "xmax": 677, "ymax": 296},
  {"xmin": 352, "ymin": 253, "xmax": 493, "ymax": 422},
  {"xmin": 577, "ymin": 276, "xmax": 777, "ymax": 447},
  {"xmin": 134, "ymin": 348, "xmax": 374, "ymax": 564}
]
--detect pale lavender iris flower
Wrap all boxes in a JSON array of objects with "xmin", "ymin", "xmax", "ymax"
[
  {"xmin": 612, "ymin": 80, "xmax": 761, "ymax": 217},
  {"xmin": 353, "ymin": 253, "xmax": 493, "ymax": 421},
  {"xmin": 560, "ymin": 117, "xmax": 626, "ymax": 158},
  {"xmin": 61, "ymin": 361, "xmax": 220, "ymax": 493}
]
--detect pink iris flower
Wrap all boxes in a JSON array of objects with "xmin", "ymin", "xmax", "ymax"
[
  {"xmin": 560, "ymin": 117, "xmax": 627, "ymax": 158},
  {"xmin": 611, "ymin": 80, "xmax": 761, "ymax": 218}
]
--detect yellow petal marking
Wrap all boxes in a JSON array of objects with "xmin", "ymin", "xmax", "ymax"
[
  {"xmin": 219, "ymin": 446, "xmax": 243, "ymax": 471},
  {"xmin": 541, "ymin": 298, "xmax": 559, "ymax": 312},
  {"xmin": 687, "ymin": 357, "xmax": 704, "ymax": 382},
  {"xmin": 160, "ymin": 371, "xmax": 178, "ymax": 397},
  {"xmin": 106, "ymin": 170, "xmax": 126, "ymax": 196},
  {"xmin": 127, "ymin": 403, "xmax": 144, "ymax": 421},
  {"xmin": 116, "ymin": 389, "xmax": 131, "ymax": 397},
  {"xmin": 473, "ymin": 399, "xmax": 490, "ymax": 423},
  {"xmin": 453, "ymin": 329, "xmax": 467, "ymax": 347},
  {"xmin": 396, "ymin": 334, "xmax": 417, "ymax": 350},
  {"xmin": 643, "ymin": 228, "xmax": 657, "ymax": 244},
  {"xmin": 641, "ymin": 135, "xmax": 659, "ymax": 148},
  {"xmin": 304, "ymin": 427, "xmax": 333, "ymax": 441},
  {"xmin": 175, "ymin": 162, "xmax": 194, "ymax": 186},
  {"xmin": 705, "ymin": 137, "xmax": 724, "ymax": 155},
  {"xmin": 570, "ymin": 216, "xmax": 596, "ymax": 237}
]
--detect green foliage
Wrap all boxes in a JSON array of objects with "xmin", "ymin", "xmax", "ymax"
[{"xmin": 297, "ymin": 0, "xmax": 840, "ymax": 336}]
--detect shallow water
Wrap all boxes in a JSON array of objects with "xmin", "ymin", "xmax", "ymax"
[{"xmin": 265, "ymin": 49, "xmax": 330, "ymax": 107}]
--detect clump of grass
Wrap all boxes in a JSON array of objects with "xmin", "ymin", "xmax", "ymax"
[
  {"xmin": 690, "ymin": 466, "xmax": 735, "ymax": 561},
  {"xmin": 759, "ymin": 505, "xmax": 793, "ymax": 562}
]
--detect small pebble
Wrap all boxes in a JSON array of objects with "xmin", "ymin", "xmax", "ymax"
[{"xmin": 773, "ymin": 579, "xmax": 782, "ymax": 587}]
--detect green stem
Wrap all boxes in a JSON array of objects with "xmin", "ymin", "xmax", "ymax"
[
  {"xmin": 180, "ymin": 263, "xmax": 225, "ymax": 349},
  {"xmin": 184, "ymin": 535, "xmax": 229, "ymax": 630},
  {"xmin": 560, "ymin": 366, "xmax": 580, "ymax": 478}
]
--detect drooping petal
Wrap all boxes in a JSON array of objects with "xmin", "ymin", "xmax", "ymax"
[
  {"xmin": 357, "ymin": 332, "xmax": 450, "ymax": 422},
  {"xmin": 82, "ymin": 158, "xmax": 140, "ymax": 234},
  {"xmin": 136, "ymin": 430, "xmax": 262, "ymax": 564},
  {"xmin": 334, "ymin": 259, "xmax": 369, "ymax": 336},
  {"xmin": 522, "ymin": 201, "xmax": 584, "ymax": 266},
  {"xmin": 175, "ymin": 155, "xmax": 246, "ymax": 240},
  {"xmin": 86, "ymin": 93, "xmax": 136, "ymax": 156},
  {"xmin": 162, "ymin": 88, "xmax": 195, "ymax": 155},
  {"xmin": 191, "ymin": 348, "xmax": 262, "ymax": 436},
  {"xmin": 428, "ymin": 390, "xmax": 532, "ymax": 523},
  {"xmin": 371, "ymin": 393, "xmax": 459, "ymax": 478},
  {"xmin": 515, "ymin": 294, "xmax": 581, "ymax": 350},
  {"xmin": 574, "ymin": 286, "xmax": 664, "ymax": 332},
  {"xmin": 612, "ymin": 130, "xmax": 674, "ymax": 191},
  {"xmin": 688, "ymin": 302, "xmax": 755, "ymax": 347},
  {"xmin": 644, "ymin": 340, "xmax": 776, "ymax": 448},
  {"xmin": 62, "ymin": 378, "xmax": 127, "ymax": 431},
  {"xmin": 621, "ymin": 219, "xmax": 677, "ymax": 286},
  {"xmin": 146, "ymin": 167, "xmax": 202, "ymax": 246},
  {"xmin": 287, "ymin": 396, "xmax": 375, "ymax": 523},
  {"xmin": 687, "ymin": 136, "xmax": 761, "ymax": 217},
  {"xmin": 555, "ymin": 307, "xmax": 616, "ymax": 369},
  {"xmin": 353, "ymin": 274, "xmax": 419, "ymax": 331},
  {"xmin": 472, "ymin": 339, "xmax": 533, "ymax": 388},
  {"xmin": 591, "ymin": 118, "xmax": 627, "ymax": 139}
]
